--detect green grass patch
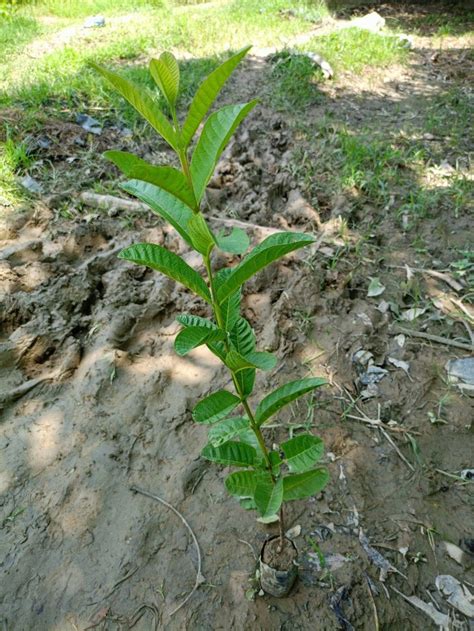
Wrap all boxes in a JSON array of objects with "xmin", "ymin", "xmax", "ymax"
[
  {"xmin": 0, "ymin": 14, "xmax": 42, "ymax": 59},
  {"xmin": 291, "ymin": 120, "xmax": 471, "ymax": 232},
  {"xmin": 0, "ymin": 132, "xmax": 32, "ymax": 203},
  {"xmin": 268, "ymin": 51, "xmax": 323, "ymax": 111},
  {"xmin": 424, "ymin": 87, "xmax": 473, "ymax": 148},
  {"xmin": 302, "ymin": 27, "xmax": 409, "ymax": 74},
  {"xmin": 338, "ymin": 132, "xmax": 424, "ymax": 203},
  {"xmin": 20, "ymin": 0, "xmax": 165, "ymax": 18},
  {"xmin": 1, "ymin": 0, "xmax": 329, "ymax": 126},
  {"xmin": 386, "ymin": 12, "xmax": 474, "ymax": 37}
]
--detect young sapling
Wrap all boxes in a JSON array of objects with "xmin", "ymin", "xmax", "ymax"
[{"xmin": 92, "ymin": 46, "xmax": 329, "ymax": 593}]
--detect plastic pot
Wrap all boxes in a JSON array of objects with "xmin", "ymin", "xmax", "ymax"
[{"xmin": 259, "ymin": 535, "xmax": 298, "ymax": 597}]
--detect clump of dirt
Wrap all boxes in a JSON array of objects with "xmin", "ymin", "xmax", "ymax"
[{"xmin": 262, "ymin": 536, "xmax": 298, "ymax": 571}]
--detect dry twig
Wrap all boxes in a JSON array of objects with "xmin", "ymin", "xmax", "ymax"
[
  {"xmin": 130, "ymin": 486, "xmax": 206, "ymax": 617},
  {"xmin": 394, "ymin": 326, "xmax": 473, "ymax": 351},
  {"xmin": 79, "ymin": 191, "xmax": 148, "ymax": 213}
]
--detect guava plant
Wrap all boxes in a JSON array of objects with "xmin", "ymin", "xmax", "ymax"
[{"xmin": 92, "ymin": 47, "xmax": 329, "ymax": 547}]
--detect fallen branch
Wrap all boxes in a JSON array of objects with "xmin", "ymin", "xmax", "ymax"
[
  {"xmin": 422, "ymin": 269, "xmax": 463, "ymax": 293},
  {"xmin": 344, "ymin": 413, "xmax": 420, "ymax": 436},
  {"xmin": 394, "ymin": 326, "xmax": 474, "ymax": 352},
  {"xmin": 130, "ymin": 486, "xmax": 206, "ymax": 617},
  {"xmin": 386, "ymin": 264, "xmax": 464, "ymax": 293},
  {"xmin": 379, "ymin": 427, "xmax": 414, "ymax": 472},
  {"xmin": 79, "ymin": 192, "xmax": 148, "ymax": 213}
]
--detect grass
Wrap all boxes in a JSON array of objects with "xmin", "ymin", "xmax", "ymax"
[
  {"xmin": 0, "ymin": 132, "xmax": 32, "ymax": 203},
  {"xmin": 424, "ymin": 87, "xmax": 473, "ymax": 149},
  {"xmin": 268, "ymin": 51, "xmax": 323, "ymax": 111},
  {"xmin": 0, "ymin": 0, "xmax": 472, "ymax": 229},
  {"xmin": 25, "ymin": 0, "xmax": 165, "ymax": 18},
  {"xmin": 1, "ymin": 0, "xmax": 329, "ymax": 107},
  {"xmin": 287, "ymin": 119, "xmax": 473, "ymax": 235},
  {"xmin": 0, "ymin": 0, "xmax": 329, "ymax": 202},
  {"xmin": 338, "ymin": 132, "xmax": 425, "ymax": 205},
  {"xmin": 386, "ymin": 11, "xmax": 474, "ymax": 37},
  {"xmin": 302, "ymin": 27, "xmax": 409, "ymax": 74},
  {"xmin": 0, "ymin": 14, "xmax": 42, "ymax": 59},
  {"xmin": 268, "ymin": 27, "xmax": 410, "ymax": 110}
]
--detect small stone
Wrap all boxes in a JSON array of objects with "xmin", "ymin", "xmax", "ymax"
[
  {"xmin": 83, "ymin": 15, "xmax": 105, "ymax": 28},
  {"xmin": 20, "ymin": 175, "xmax": 43, "ymax": 194}
]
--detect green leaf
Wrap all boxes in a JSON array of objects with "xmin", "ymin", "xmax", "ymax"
[
  {"xmin": 257, "ymin": 514, "xmax": 280, "ymax": 524},
  {"xmin": 221, "ymin": 290, "xmax": 241, "ymax": 332},
  {"xmin": 228, "ymin": 317, "xmax": 256, "ymax": 397},
  {"xmin": 238, "ymin": 429, "xmax": 261, "ymax": 454},
  {"xmin": 181, "ymin": 46, "xmax": 251, "ymax": 147},
  {"xmin": 246, "ymin": 351, "xmax": 277, "ymax": 371},
  {"xmin": 122, "ymin": 179, "xmax": 193, "ymax": 246},
  {"xmin": 225, "ymin": 350, "xmax": 256, "ymax": 373},
  {"xmin": 177, "ymin": 314, "xmax": 217, "ymax": 329},
  {"xmin": 105, "ymin": 151, "xmax": 195, "ymax": 208},
  {"xmin": 281, "ymin": 434, "xmax": 324, "ymax": 473},
  {"xmin": 206, "ymin": 340, "xmax": 227, "ymax": 363},
  {"xmin": 118, "ymin": 243, "xmax": 211, "ymax": 302},
  {"xmin": 238, "ymin": 368, "xmax": 256, "ymax": 398},
  {"xmin": 255, "ymin": 377, "xmax": 327, "ymax": 426},
  {"xmin": 190, "ymin": 101, "xmax": 258, "ymax": 202},
  {"xmin": 178, "ymin": 316, "xmax": 228, "ymax": 361},
  {"xmin": 225, "ymin": 350, "xmax": 276, "ymax": 373},
  {"xmin": 215, "ymin": 268, "xmax": 240, "ymax": 332},
  {"xmin": 254, "ymin": 473, "xmax": 283, "ymax": 518},
  {"xmin": 187, "ymin": 213, "xmax": 216, "ymax": 256},
  {"xmin": 283, "ymin": 469, "xmax": 329, "ymax": 501},
  {"xmin": 201, "ymin": 441, "xmax": 257, "ymax": 467},
  {"xmin": 174, "ymin": 326, "xmax": 225, "ymax": 356},
  {"xmin": 207, "ymin": 417, "xmax": 249, "ymax": 447},
  {"xmin": 229, "ymin": 317, "xmax": 255, "ymax": 355},
  {"xmin": 225, "ymin": 470, "xmax": 257, "ymax": 498},
  {"xmin": 216, "ymin": 227, "xmax": 250, "ymax": 254},
  {"xmin": 150, "ymin": 51, "xmax": 180, "ymax": 108},
  {"xmin": 90, "ymin": 63, "xmax": 178, "ymax": 150},
  {"xmin": 216, "ymin": 232, "xmax": 315, "ymax": 302},
  {"xmin": 193, "ymin": 390, "xmax": 240, "ymax": 424}
]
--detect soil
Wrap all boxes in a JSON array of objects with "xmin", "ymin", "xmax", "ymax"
[
  {"xmin": 1, "ymin": 3, "xmax": 473, "ymax": 630},
  {"xmin": 262, "ymin": 536, "xmax": 298, "ymax": 572}
]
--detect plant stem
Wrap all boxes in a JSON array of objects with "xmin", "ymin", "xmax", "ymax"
[
  {"xmin": 179, "ymin": 148, "xmax": 276, "ymax": 502},
  {"xmin": 278, "ymin": 505, "xmax": 285, "ymax": 551},
  {"xmin": 241, "ymin": 398, "xmax": 272, "ymax": 470},
  {"xmin": 203, "ymin": 253, "xmax": 273, "ymax": 472}
]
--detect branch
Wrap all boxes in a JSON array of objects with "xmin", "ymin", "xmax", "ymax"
[{"xmin": 394, "ymin": 325, "xmax": 473, "ymax": 352}]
